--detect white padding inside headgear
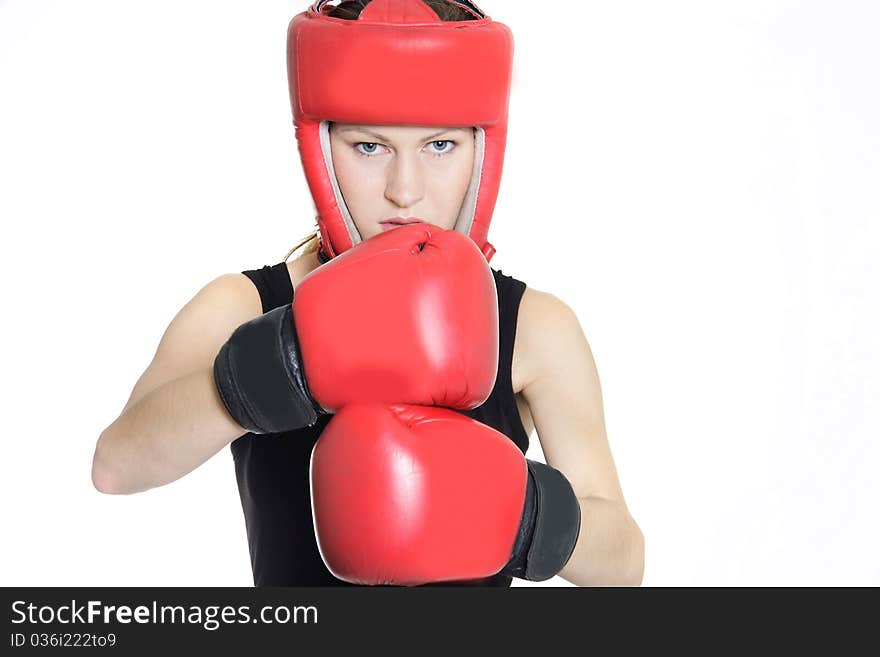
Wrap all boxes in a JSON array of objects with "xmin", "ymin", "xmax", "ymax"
[
  {"xmin": 456, "ymin": 126, "xmax": 485, "ymax": 237},
  {"xmin": 320, "ymin": 121, "xmax": 363, "ymax": 246}
]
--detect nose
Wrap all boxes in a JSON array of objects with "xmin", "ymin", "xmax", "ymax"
[{"xmin": 384, "ymin": 152, "xmax": 425, "ymax": 209}]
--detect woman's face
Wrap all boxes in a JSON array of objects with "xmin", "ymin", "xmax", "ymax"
[{"xmin": 328, "ymin": 123, "xmax": 476, "ymax": 240}]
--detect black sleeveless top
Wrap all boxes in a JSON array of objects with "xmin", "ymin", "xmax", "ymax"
[{"xmin": 231, "ymin": 260, "xmax": 530, "ymax": 586}]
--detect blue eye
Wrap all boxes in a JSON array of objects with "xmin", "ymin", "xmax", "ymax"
[
  {"xmin": 355, "ymin": 142, "xmax": 383, "ymax": 157},
  {"xmin": 430, "ymin": 140, "xmax": 455, "ymax": 156}
]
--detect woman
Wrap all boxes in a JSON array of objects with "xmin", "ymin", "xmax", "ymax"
[{"xmin": 91, "ymin": 0, "xmax": 644, "ymax": 587}]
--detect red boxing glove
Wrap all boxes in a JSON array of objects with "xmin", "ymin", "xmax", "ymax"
[
  {"xmin": 295, "ymin": 223, "xmax": 498, "ymax": 412},
  {"xmin": 311, "ymin": 403, "xmax": 525, "ymax": 585},
  {"xmin": 213, "ymin": 224, "xmax": 499, "ymax": 434},
  {"xmin": 311, "ymin": 403, "xmax": 581, "ymax": 586}
]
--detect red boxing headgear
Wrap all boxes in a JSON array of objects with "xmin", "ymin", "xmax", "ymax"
[{"xmin": 287, "ymin": 0, "xmax": 514, "ymax": 262}]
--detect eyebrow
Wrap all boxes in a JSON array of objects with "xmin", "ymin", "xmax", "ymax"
[{"xmin": 337, "ymin": 127, "xmax": 468, "ymax": 142}]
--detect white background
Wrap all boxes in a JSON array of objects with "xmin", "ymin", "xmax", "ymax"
[{"xmin": 1, "ymin": 0, "xmax": 878, "ymax": 587}]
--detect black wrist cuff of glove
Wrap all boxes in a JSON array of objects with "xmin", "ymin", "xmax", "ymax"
[
  {"xmin": 213, "ymin": 304, "xmax": 327, "ymax": 435},
  {"xmin": 501, "ymin": 460, "xmax": 581, "ymax": 581}
]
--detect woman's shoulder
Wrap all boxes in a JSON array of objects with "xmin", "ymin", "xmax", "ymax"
[
  {"xmin": 513, "ymin": 284, "xmax": 582, "ymax": 393},
  {"xmin": 519, "ymin": 285, "xmax": 573, "ymax": 317},
  {"xmin": 198, "ymin": 272, "xmax": 264, "ymax": 316},
  {"xmin": 116, "ymin": 271, "xmax": 263, "ymax": 415}
]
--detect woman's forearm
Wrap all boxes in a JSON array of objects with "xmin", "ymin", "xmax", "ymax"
[
  {"xmin": 92, "ymin": 367, "xmax": 245, "ymax": 495},
  {"xmin": 558, "ymin": 496, "xmax": 645, "ymax": 587}
]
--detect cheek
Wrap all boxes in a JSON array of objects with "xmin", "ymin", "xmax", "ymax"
[
  {"xmin": 448, "ymin": 157, "xmax": 475, "ymax": 200},
  {"xmin": 334, "ymin": 155, "xmax": 381, "ymax": 201},
  {"xmin": 331, "ymin": 148, "xmax": 356, "ymax": 186},
  {"xmin": 433, "ymin": 153, "xmax": 472, "ymax": 188},
  {"xmin": 454, "ymin": 145, "xmax": 476, "ymax": 188}
]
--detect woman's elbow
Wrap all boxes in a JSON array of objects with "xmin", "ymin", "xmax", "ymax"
[
  {"xmin": 626, "ymin": 523, "xmax": 646, "ymax": 586},
  {"xmin": 91, "ymin": 431, "xmax": 122, "ymax": 495}
]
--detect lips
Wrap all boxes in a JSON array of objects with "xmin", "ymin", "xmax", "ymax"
[
  {"xmin": 380, "ymin": 218, "xmax": 427, "ymax": 232},
  {"xmin": 381, "ymin": 217, "xmax": 425, "ymax": 226}
]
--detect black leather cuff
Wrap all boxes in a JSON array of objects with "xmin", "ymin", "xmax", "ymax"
[
  {"xmin": 213, "ymin": 305, "xmax": 326, "ymax": 435},
  {"xmin": 501, "ymin": 460, "xmax": 581, "ymax": 581}
]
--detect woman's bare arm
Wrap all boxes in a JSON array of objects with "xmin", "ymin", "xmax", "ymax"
[
  {"xmin": 91, "ymin": 273, "xmax": 263, "ymax": 494},
  {"xmin": 517, "ymin": 287, "xmax": 645, "ymax": 586}
]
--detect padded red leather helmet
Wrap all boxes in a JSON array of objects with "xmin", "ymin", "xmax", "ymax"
[{"xmin": 287, "ymin": 0, "xmax": 514, "ymax": 262}]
